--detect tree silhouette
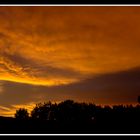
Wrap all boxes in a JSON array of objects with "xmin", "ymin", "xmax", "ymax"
[
  {"xmin": 15, "ymin": 108, "xmax": 29, "ymax": 120},
  {"xmin": 31, "ymin": 101, "xmax": 53, "ymax": 120},
  {"xmin": 56, "ymin": 100, "xmax": 77, "ymax": 121},
  {"xmin": 6, "ymin": 99, "xmax": 140, "ymax": 133},
  {"xmin": 30, "ymin": 100, "xmax": 99, "ymax": 121}
]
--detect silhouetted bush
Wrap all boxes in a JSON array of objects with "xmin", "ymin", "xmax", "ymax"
[
  {"xmin": 15, "ymin": 108, "xmax": 29, "ymax": 120},
  {"xmin": 31, "ymin": 101, "xmax": 52, "ymax": 120}
]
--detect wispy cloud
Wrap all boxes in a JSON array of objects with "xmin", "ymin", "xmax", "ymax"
[{"xmin": 0, "ymin": 7, "xmax": 140, "ymax": 86}]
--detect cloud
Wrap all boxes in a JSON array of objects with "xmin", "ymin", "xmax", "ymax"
[
  {"xmin": 0, "ymin": 66, "xmax": 140, "ymax": 116},
  {"xmin": 0, "ymin": 82, "xmax": 4, "ymax": 94},
  {"xmin": 0, "ymin": 66, "xmax": 140, "ymax": 106},
  {"xmin": 0, "ymin": 7, "xmax": 140, "ymax": 116},
  {"xmin": 0, "ymin": 7, "xmax": 140, "ymax": 87}
]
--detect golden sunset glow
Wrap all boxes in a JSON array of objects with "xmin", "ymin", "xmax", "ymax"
[
  {"xmin": 0, "ymin": 103, "xmax": 35, "ymax": 117},
  {"xmin": 0, "ymin": 6, "xmax": 140, "ymax": 116}
]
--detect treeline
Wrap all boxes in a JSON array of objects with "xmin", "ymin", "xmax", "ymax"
[
  {"xmin": 0, "ymin": 99, "xmax": 139, "ymax": 133},
  {"xmin": 15, "ymin": 100, "xmax": 140, "ymax": 122}
]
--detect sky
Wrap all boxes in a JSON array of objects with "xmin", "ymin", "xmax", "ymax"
[{"xmin": 0, "ymin": 6, "xmax": 140, "ymax": 116}]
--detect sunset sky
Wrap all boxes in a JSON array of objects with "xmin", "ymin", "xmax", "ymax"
[{"xmin": 0, "ymin": 6, "xmax": 140, "ymax": 116}]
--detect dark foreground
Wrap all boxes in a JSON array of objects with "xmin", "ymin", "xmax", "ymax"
[
  {"xmin": 0, "ymin": 117, "xmax": 139, "ymax": 134},
  {"xmin": 1, "ymin": 100, "xmax": 140, "ymax": 134}
]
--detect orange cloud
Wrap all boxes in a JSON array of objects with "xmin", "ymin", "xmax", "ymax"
[
  {"xmin": 1, "ymin": 7, "xmax": 140, "ymax": 116},
  {"xmin": 0, "ymin": 7, "xmax": 140, "ymax": 87}
]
